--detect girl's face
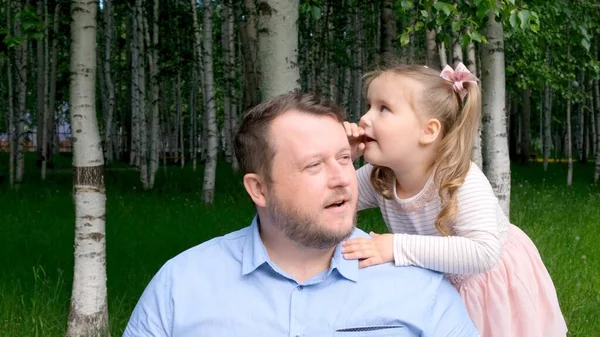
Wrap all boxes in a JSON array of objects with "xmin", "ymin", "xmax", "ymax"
[{"xmin": 359, "ymin": 72, "xmax": 428, "ymax": 171}]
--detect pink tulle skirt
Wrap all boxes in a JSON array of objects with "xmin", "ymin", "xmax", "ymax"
[{"xmin": 452, "ymin": 224, "xmax": 568, "ymax": 337}]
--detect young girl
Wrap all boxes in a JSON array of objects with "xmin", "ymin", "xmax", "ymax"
[{"xmin": 341, "ymin": 63, "xmax": 567, "ymax": 336}]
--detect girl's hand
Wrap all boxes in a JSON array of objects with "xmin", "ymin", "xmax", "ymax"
[
  {"xmin": 342, "ymin": 121, "xmax": 365, "ymax": 161},
  {"xmin": 341, "ymin": 232, "xmax": 394, "ymax": 268}
]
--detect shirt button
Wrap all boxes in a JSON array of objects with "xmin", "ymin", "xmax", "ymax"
[{"xmin": 297, "ymin": 285, "xmax": 304, "ymax": 291}]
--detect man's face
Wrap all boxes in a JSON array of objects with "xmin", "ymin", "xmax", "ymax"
[{"xmin": 264, "ymin": 110, "xmax": 358, "ymax": 249}]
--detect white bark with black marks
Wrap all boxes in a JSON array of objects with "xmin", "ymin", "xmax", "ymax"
[
  {"xmin": 67, "ymin": 1, "xmax": 109, "ymax": 336},
  {"xmin": 481, "ymin": 8, "xmax": 511, "ymax": 217},
  {"xmin": 257, "ymin": 0, "xmax": 300, "ymax": 98},
  {"xmin": 202, "ymin": 1, "xmax": 218, "ymax": 203}
]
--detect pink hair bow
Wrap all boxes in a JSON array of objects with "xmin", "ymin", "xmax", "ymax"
[{"xmin": 439, "ymin": 62, "xmax": 479, "ymax": 100}]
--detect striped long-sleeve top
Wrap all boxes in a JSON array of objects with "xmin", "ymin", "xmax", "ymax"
[{"xmin": 357, "ymin": 162, "xmax": 509, "ymax": 278}]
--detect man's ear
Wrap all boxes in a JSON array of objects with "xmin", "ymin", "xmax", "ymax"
[
  {"xmin": 420, "ymin": 118, "xmax": 441, "ymax": 145},
  {"xmin": 243, "ymin": 173, "xmax": 268, "ymax": 207}
]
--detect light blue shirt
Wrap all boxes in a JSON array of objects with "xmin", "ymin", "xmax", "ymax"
[{"xmin": 124, "ymin": 217, "xmax": 478, "ymax": 337}]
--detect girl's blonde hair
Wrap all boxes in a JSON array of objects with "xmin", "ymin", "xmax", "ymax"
[{"xmin": 363, "ymin": 64, "xmax": 481, "ymax": 236}]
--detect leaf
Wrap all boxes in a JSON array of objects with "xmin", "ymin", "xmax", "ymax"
[
  {"xmin": 32, "ymin": 32, "xmax": 44, "ymax": 41},
  {"xmin": 451, "ymin": 20, "xmax": 461, "ymax": 32},
  {"xmin": 582, "ymin": 38, "xmax": 591, "ymax": 52},
  {"xmin": 476, "ymin": 3, "xmax": 490, "ymax": 22},
  {"xmin": 400, "ymin": 32, "xmax": 410, "ymax": 46},
  {"xmin": 509, "ymin": 10, "xmax": 517, "ymax": 29},
  {"xmin": 433, "ymin": 2, "xmax": 452, "ymax": 16},
  {"xmin": 469, "ymin": 31, "xmax": 483, "ymax": 42},
  {"xmin": 461, "ymin": 34, "xmax": 470, "ymax": 48},
  {"xmin": 311, "ymin": 6, "xmax": 322, "ymax": 20},
  {"xmin": 518, "ymin": 10, "xmax": 531, "ymax": 31},
  {"xmin": 401, "ymin": 0, "xmax": 414, "ymax": 9},
  {"xmin": 420, "ymin": 10, "xmax": 428, "ymax": 18}
]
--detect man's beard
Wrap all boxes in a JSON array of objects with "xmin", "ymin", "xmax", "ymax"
[{"xmin": 267, "ymin": 193, "xmax": 356, "ymax": 250}]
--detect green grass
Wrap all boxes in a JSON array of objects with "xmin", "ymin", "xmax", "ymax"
[{"xmin": 0, "ymin": 154, "xmax": 599, "ymax": 336}]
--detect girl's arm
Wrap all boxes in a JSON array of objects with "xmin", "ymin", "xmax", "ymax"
[
  {"xmin": 356, "ymin": 164, "xmax": 380, "ymax": 211},
  {"xmin": 393, "ymin": 165, "xmax": 505, "ymax": 275}
]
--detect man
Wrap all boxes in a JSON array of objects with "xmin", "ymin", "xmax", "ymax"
[{"xmin": 123, "ymin": 92, "xmax": 478, "ymax": 337}]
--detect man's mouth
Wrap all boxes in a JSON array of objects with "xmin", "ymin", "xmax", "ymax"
[{"xmin": 325, "ymin": 199, "xmax": 348, "ymax": 209}]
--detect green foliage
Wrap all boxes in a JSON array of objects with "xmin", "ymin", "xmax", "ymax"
[{"xmin": 398, "ymin": 0, "xmax": 539, "ymax": 47}]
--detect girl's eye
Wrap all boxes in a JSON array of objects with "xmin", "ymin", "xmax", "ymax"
[{"xmin": 380, "ymin": 106, "xmax": 390, "ymax": 113}]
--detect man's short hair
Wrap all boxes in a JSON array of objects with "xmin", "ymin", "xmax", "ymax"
[{"xmin": 234, "ymin": 92, "xmax": 346, "ymax": 183}]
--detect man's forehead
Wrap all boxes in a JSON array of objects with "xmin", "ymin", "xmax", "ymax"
[{"xmin": 269, "ymin": 111, "xmax": 346, "ymax": 153}]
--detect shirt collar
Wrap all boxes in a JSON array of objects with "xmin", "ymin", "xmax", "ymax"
[{"xmin": 241, "ymin": 215, "xmax": 359, "ymax": 282}]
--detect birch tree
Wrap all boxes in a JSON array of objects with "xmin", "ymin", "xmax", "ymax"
[
  {"xmin": 102, "ymin": 0, "xmax": 115, "ymax": 164},
  {"xmin": 239, "ymin": 0, "xmax": 261, "ymax": 110},
  {"xmin": 201, "ymin": 0, "xmax": 218, "ymax": 203},
  {"xmin": 481, "ymin": 8, "xmax": 511, "ymax": 216},
  {"xmin": 594, "ymin": 71, "xmax": 600, "ymax": 184},
  {"xmin": 148, "ymin": 0, "xmax": 160, "ymax": 187},
  {"xmin": 257, "ymin": 0, "xmax": 301, "ymax": 98},
  {"xmin": 14, "ymin": 0, "xmax": 28, "ymax": 186},
  {"xmin": 6, "ymin": 0, "xmax": 15, "ymax": 188},
  {"xmin": 66, "ymin": 0, "xmax": 109, "ymax": 335}
]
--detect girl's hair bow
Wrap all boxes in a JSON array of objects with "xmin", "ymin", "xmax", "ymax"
[{"xmin": 439, "ymin": 62, "xmax": 479, "ymax": 100}]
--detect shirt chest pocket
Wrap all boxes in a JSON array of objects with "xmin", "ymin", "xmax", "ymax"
[{"xmin": 333, "ymin": 325, "xmax": 407, "ymax": 337}]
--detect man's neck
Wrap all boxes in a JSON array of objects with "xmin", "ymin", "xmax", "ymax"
[{"xmin": 259, "ymin": 224, "xmax": 336, "ymax": 284}]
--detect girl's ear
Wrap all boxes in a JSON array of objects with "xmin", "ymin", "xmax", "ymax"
[
  {"xmin": 243, "ymin": 173, "xmax": 267, "ymax": 207},
  {"xmin": 420, "ymin": 118, "xmax": 441, "ymax": 145}
]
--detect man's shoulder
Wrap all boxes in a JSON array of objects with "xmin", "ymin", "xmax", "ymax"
[{"xmin": 162, "ymin": 225, "xmax": 251, "ymax": 272}]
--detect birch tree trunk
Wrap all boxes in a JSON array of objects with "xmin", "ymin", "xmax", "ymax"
[
  {"xmin": 14, "ymin": 0, "xmax": 28, "ymax": 186},
  {"xmin": 567, "ymin": 95, "xmax": 573, "ymax": 186},
  {"xmin": 66, "ymin": 1, "xmax": 108, "ymax": 335},
  {"xmin": 451, "ymin": 28, "xmax": 463, "ymax": 67},
  {"xmin": 221, "ymin": 1, "xmax": 233, "ymax": 164},
  {"xmin": 594, "ymin": 76, "xmax": 600, "ymax": 183},
  {"xmin": 352, "ymin": 5, "xmax": 364, "ymax": 121},
  {"xmin": 257, "ymin": 0, "xmax": 300, "ymax": 98},
  {"xmin": 543, "ymin": 85, "xmax": 552, "ymax": 171},
  {"xmin": 6, "ymin": 0, "xmax": 15, "ymax": 188},
  {"xmin": 426, "ymin": 28, "xmax": 440, "ymax": 69},
  {"xmin": 176, "ymin": 74, "xmax": 184, "ymax": 168},
  {"xmin": 577, "ymin": 72, "xmax": 585, "ymax": 163},
  {"xmin": 102, "ymin": 0, "xmax": 115, "ymax": 164},
  {"xmin": 148, "ymin": 0, "xmax": 160, "ymax": 186},
  {"xmin": 520, "ymin": 88, "xmax": 531, "ymax": 164},
  {"xmin": 36, "ymin": 0, "xmax": 46, "ymax": 171},
  {"xmin": 129, "ymin": 7, "xmax": 140, "ymax": 167},
  {"xmin": 380, "ymin": 0, "xmax": 396, "ymax": 63},
  {"xmin": 438, "ymin": 28, "xmax": 448, "ymax": 68},
  {"xmin": 543, "ymin": 48, "xmax": 552, "ymax": 171},
  {"xmin": 227, "ymin": 0, "xmax": 239, "ymax": 172},
  {"xmin": 190, "ymin": 79, "xmax": 197, "ymax": 171},
  {"xmin": 590, "ymin": 87, "xmax": 596, "ymax": 160},
  {"xmin": 481, "ymin": 8, "xmax": 510, "ymax": 217},
  {"xmin": 566, "ymin": 42, "xmax": 573, "ymax": 186},
  {"xmin": 47, "ymin": 3, "xmax": 60, "ymax": 168},
  {"xmin": 464, "ymin": 32, "xmax": 482, "ymax": 168},
  {"xmin": 41, "ymin": 0, "xmax": 49, "ymax": 178},
  {"xmin": 202, "ymin": 1, "xmax": 218, "ymax": 203},
  {"xmin": 137, "ymin": 0, "xmax": 149, "ymax": 188},
  {"xmin": 239, "ymin": 0, "xmax": 260, "ymax": 110}
]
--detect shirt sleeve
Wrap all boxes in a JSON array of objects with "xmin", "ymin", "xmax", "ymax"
[
  {"xmin": 393, "ymin": 164, "xmax": 502, "ymax": 275},
  {"xmin": 356, "ymin": 164, "xmax": 380, "ymax": 211},
  {"xmin": 123, "ymin": 263, "xmax": 173, "ymax": 337},
  {"xmin": 425, "ymin": 277, "xmax": 480, "ymax": 337}
]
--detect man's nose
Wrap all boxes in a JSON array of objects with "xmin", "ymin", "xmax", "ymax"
[{"xmin": 328, "ymin": 161, "xmax": 352, "ymax": 189}]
